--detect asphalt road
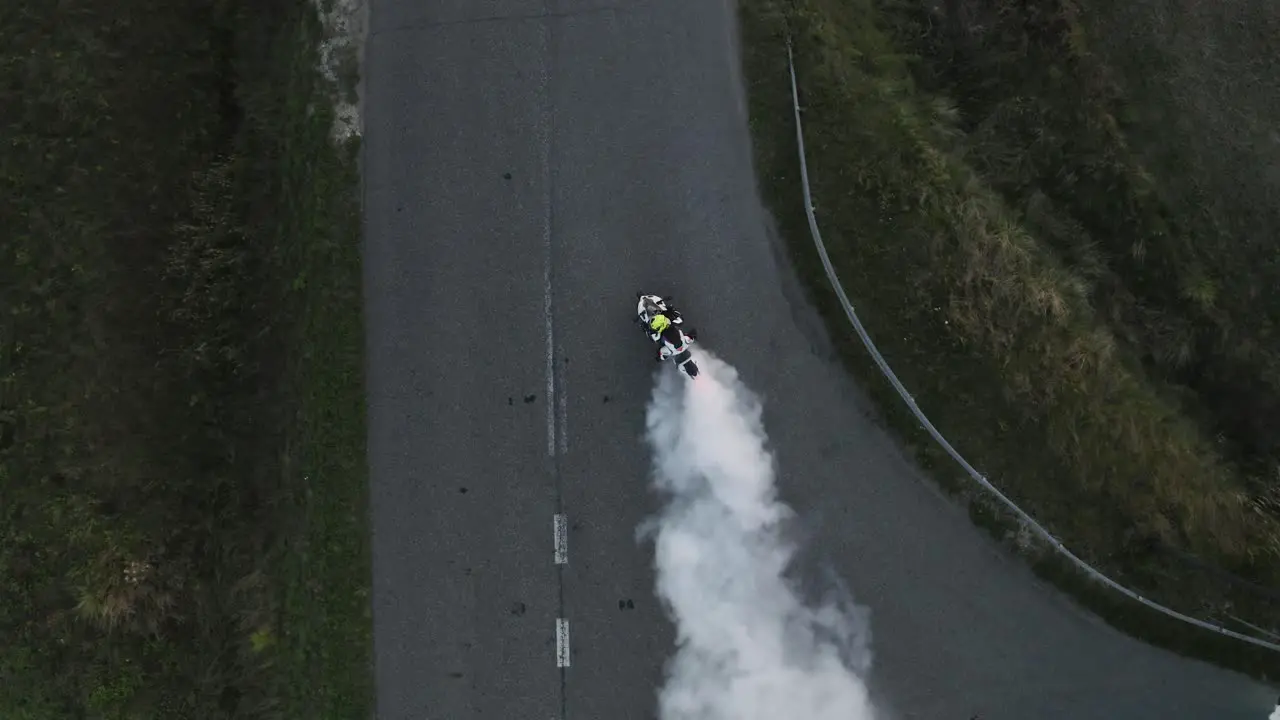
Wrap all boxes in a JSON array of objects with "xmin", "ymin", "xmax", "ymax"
[{"xmin": 361, "ymin": 0, "xmax": 1279, "ymax": 718}]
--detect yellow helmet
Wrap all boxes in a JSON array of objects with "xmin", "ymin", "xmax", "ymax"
[{"xmin": 649, "ymin": 314, "xmax": 671, "ymax": 333}]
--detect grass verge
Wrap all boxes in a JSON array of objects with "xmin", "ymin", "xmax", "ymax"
[
  {"xmin": 255, "ymin": 6, "xmax": 371, "ymax": 719},
  {"xmin": 737, "ymin": 0, "xmax": 1280, "ymax": 681},
  {"xmin": 0, "ymin": 0, "xmax": 370, "ymax": 717}
]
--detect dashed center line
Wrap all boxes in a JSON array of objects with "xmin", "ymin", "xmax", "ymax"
[
  {"xmin": 554, "ymin": 513, "xmax": 568, "ymax": 564},
  {"xmin": 556, "ymin": 618, "xmax": 571, "ymax": 668},
  {"xmin": 543, "ymin": 264, "xmax": 556, "ymax": 457},
  {"xmin": 557, "ymin": 386, "xmax": 568, "ymax": 455}
]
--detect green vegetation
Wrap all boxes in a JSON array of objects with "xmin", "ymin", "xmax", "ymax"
[
  {"xmin": 738, "ymin": 0, "xmax": 1280, "ymax": 678},
  {"xmin": 0, "ymin": 0, "xmax": 370, "ymax": 716}
]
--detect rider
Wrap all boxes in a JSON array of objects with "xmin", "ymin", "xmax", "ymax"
[
  {"xmin": 644, "ymin": 298, "xmax": 680, "ymax": 328},
  {"xmin": 648, "ymin": 313, "xmax": 685, "ymax": 361},
  {"xmin": 648, "ymin": 311, "xmax": 679, "ymax": 340}
]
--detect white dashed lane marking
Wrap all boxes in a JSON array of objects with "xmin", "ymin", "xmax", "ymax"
[
  {"xmin": 556, "ymin": 618, "xmax": 571, "ymax": 668},
  {"xmin": 554, "ymin": 513, "xmax": 568, "ymax": 565}
]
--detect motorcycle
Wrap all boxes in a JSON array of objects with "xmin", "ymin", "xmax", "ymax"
[{"xmin": 635, "ymin": 293, "xmax": 700, "ymax": 378}]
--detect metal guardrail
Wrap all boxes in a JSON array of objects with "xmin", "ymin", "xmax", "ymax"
[{"xmin": 781, "ymin": 38, "xmax": 1280, "ymax": 654}]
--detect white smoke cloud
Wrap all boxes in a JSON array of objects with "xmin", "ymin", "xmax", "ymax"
[{"xmin": 639, "ymin": 350, "xmax": 882, "ymax": 720}]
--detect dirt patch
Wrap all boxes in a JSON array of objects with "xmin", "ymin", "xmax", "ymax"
[{"xmin": 314, "ymin": 0, "xmax": 367, "ymax": 141}]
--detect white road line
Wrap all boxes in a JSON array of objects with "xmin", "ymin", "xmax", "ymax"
[
  {"xmin": 537, "ymin": 19, "xmax": 556, "ymax": 459},
  {"xmin": 553, "ymin": 513, "xmax": 568, "ymax": 564},
  {"xmin": 543, "ymin": 266, "xmax": 556, "ymax": 457},
  {"xmin": 555, "ymin": 618, "xmax": 571, "ymax": 668},
  {"xmin": 556, "ymin": 385, "xmax": 568, "ymax": 455}
]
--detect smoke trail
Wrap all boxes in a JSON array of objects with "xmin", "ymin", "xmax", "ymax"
[{"xmin": 639, "ymin": 350, "xmax": 881, "ymax": 720}]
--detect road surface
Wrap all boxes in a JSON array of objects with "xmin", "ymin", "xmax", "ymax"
[{"xmin": 361, "ymin": 0, "xmax": 1278, "ymax": 717}]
